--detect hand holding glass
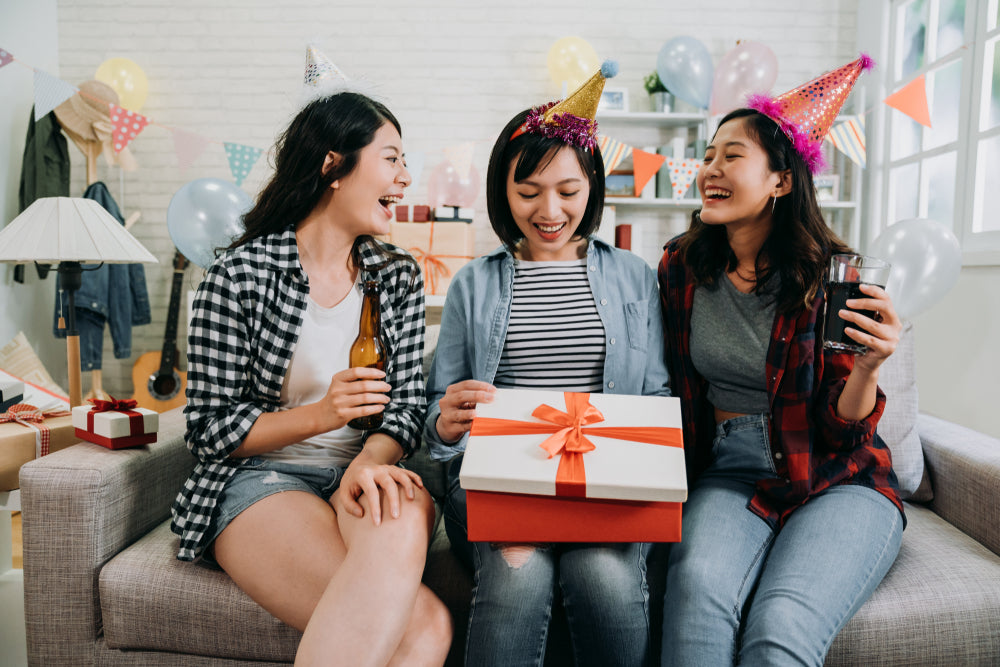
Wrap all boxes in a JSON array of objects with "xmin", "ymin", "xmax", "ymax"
[{"xmin": 824, "ymin": 254, "xmax": 892, "ymax": 355}]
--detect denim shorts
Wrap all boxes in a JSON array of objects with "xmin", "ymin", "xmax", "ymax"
[{"xmin": 204, "ymin": 457, "xmax": 345, "ymax": 556}]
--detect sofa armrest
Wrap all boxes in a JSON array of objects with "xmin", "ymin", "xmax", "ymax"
[
  {"xmin": 19, "ymin": 407, "xmax": 193, "ymax": 666},
  {"xmin": 918, "ymin": 412, "xmax": 1000, "ymax": 558}
]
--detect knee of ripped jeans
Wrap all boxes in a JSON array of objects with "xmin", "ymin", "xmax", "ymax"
[{"xmin": 497, "ymin": 544, "xmax": 536, "ymax": 568}]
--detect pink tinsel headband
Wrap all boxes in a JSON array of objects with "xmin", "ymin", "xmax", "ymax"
[{"xmin": 510, "ymin": 101, "xmax": 599, "ymax": 151}]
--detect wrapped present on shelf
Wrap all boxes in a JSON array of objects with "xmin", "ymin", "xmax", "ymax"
[
  {"xmin": 389, "ymin": 221, "xmax": 474, "ymax": 296},
  {"xmin": 460, "ymin": 389, "xmax": 687, "ymax": 542},
  {"xmin": 395, "ymin": 205, "xmax": 409, "ymax": 222},
  {"xmin": 72, "ymin": 397, "xmax": 158, "ymax": 450},
  {"xmin": 432, "ymin": 205, "xmax": 474, "ymax": 223},
  {"xmin": 0, "ymin": 403, "xmax": 74, "ymax": 491},
  {"xmin": 412, "ymin": 205, "xmax": 431, "ymax": 222},
  {"xmin": 0, "ymin": 379, "xmax": 24, "ymax": 413}
]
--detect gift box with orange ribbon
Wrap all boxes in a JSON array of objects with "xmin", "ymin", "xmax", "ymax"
[
  {"xmin": 389, "ymin": 221, "xmax": 474, "ymax": 296},
  {"xmin": 72, "ymin": 398, "xmax": 158, "ymax": 450},
  {"xmin": 460, "ymin": 388, "xmax": 687, "ymax": 542}
]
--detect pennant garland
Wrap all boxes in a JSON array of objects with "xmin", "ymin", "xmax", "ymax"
[
  {"xmin": 224, "ymin": 142, "xmax": 263, "ymax": 187},
  {"xmin": 827, "ymin": 116, "xmax": 867, "ymax": 168},
  {"xmin": 631, "ymin": 148, "xmax": 668, "ymax": 197},
  {"xmin": 32, "ymin": 70, "xmax": 78, "ymax": 121},
  {"xmin": 597, "ymin": 135, "xmax": 632, "ymax": 174},
  {"xmin": 884, "ymin": 74, "xmax": 932, "ymax": 128},
  {"xmin": 109, "ymin": 103, "xmax": 150, "ymax": 153},
  {"xmin": 665, "ymin": 158, "xmax": 700, "ymax": 200},
  {"xmin": 172, "ymin": 128, "xmax": 210, "ymax": 172},
  {"xmin": 0, "ymin": 48, "xmax": 13, "ymax": 69}
]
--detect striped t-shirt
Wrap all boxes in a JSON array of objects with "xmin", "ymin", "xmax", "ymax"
[{"xmin": 494, "ymin": 258, "xmax": 606, "ymax": 392}]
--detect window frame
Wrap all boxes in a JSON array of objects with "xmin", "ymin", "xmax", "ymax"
[{"xmin": 863, "ymin": 0, "xmax": 1000, "ymax": 265}]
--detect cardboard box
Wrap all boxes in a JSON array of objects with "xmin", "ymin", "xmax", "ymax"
[
  {"xmin": 0, "ymin": 413, "xmax": 76, "ymax": 492},
  {"xmin": 72, "ymin": 404, "xmax": 158, "ymax": 450},
  {"xmin": 389, "ymin": 221, "xmax": 474, "ymax": 295},
  {"xmin": 460, "ymin": 388, "xmax": 686, "ymax": 542}
]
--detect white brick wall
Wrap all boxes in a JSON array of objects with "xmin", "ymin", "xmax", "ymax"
[{"xmin": 49, "ymin": 0, "xmax": 858, "ymax": 396}]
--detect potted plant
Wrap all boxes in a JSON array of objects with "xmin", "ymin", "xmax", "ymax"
[{"xmin": 644, "ymin": 71, "xmax": 673, "ymax": 113}]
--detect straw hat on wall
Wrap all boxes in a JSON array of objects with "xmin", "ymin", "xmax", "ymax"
[{"xmin": 54, "ymin": 80, "xmax": 137, "ymax": 172}]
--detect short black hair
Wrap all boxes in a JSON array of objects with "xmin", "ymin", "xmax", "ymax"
[{"xmin": 486, "ymin": 108, "xmax": 606, "ymax": 250}]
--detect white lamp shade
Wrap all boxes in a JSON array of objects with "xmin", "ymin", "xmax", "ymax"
[{"xmin": 0, "ymin": 197, "xmax": 157, "ymax": 264}]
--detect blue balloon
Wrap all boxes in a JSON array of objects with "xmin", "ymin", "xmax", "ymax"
[
  {"xmin": 167, "ymin": 178, "xmax": 251, "ymax": 269},
  {"xmin": 656, "ymin": 36, "xmax": 714, "ymax": 110}
]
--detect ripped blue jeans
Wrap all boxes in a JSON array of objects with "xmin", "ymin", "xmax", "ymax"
[{"xmin": 445, "ymin": 461, "xmax": 652, "ymax": 666}]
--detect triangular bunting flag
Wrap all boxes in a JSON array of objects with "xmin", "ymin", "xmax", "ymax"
[
  {"xmin": 827, "ymin": 116, "xmax": 867, "ymax": 168},
  {"xmin": 0, "ymin": 48, "xmax": 13, "ymax": 69},
  {"xmin": 224, "ymin": 142, "xmax": 263, "ymax": 186},
  {"xmin": 666, "ymin": 158, "xmax": 700, "ymax": 200},
  {"xmin": 597, "ymin": 135, "xmax": 633, "ymax": 175},
  {"xmin": 884, "ymin": 75, "xmax": 931, "ymax": 128},
  {"xmin": 172, "ymin": 128, "xmax": 210, "ymax": 172},
  {"xmin": 109, "ymin": 104, "xmax": 150, "ymax": 153},
  {"xmin": 443, "ymin": 142, "xmax": 474, "ymax": 179},
  {"xmin": 404, "ymin": 150, "xmax": 426, "ymax": 188},
  {"xmin": 33, "ymin": 70, "xmax": 78, "ymax": 121},
  {"xmin": 632, "ymin": 148, "xmax": 667, "ymax": 197}
]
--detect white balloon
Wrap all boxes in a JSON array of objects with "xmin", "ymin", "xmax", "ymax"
[
  {"xmin": 868, "ymin": 218, "xmax": 961, "ymax": 320},
  {"xmin": 167, "ymin": 178, "xmax": 251, "ymax": 269}
]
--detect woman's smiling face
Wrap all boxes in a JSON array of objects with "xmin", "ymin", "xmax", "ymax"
[{"xmin": 506, "ymin": 145, "xmax": 590, "ymax": 261}]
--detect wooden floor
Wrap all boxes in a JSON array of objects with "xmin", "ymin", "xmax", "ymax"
[{"xmin": 12, "ymin": 512, "xmax": 21, "ymax": 569}]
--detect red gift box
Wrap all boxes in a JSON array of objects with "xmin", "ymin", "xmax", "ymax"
[
  {"xmin": 461, "ymin": 389, "xmax": 686, "ymax": 542},
  {"xmin": 72, "ymin": 398, "xmax": 158, "ymax": 450}
]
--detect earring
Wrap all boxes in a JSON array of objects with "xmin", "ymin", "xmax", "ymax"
[{"xmin": 771, "ymin": 194, "xmax": 777, "ymax": 214}]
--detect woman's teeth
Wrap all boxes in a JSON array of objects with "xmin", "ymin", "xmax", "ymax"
[
  {"xmin": 379, "ymin": 194, "xmax": 402, "ymax": 207},
  {"xmin": 535, "ymin": 222, "xmax": 566, "ymax": 233}
]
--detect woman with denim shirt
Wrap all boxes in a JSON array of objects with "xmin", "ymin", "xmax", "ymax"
[{"xmin": 424, "ymin": 64, "xmax": 670, "ymax": 667}]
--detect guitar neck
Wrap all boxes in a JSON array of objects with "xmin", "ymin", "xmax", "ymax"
[{"xmin": 158, "ymin": 266, "xmax": 186, "ymax": 374}]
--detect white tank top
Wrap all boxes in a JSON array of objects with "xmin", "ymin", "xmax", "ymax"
[{"xmin": 262, "ymin": 281, "xmax": 365, "ymax": 468}]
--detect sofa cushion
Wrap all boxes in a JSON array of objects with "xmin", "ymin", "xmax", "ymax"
[
  {"xmin": 825, "ymin": 502, "xmax": 1000, "ymax": 666},
  {"xmin": 100, "ymin": 521, "xmax": 301, "ymax": 661},
  {"xmin": 877, "ymin": 322, "xmax": 933, "ymax": 501}
]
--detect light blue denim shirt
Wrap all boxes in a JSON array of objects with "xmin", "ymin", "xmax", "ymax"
[{"xmin": 424, "ymin": 236, "xmax": 672, "ymax": 461}]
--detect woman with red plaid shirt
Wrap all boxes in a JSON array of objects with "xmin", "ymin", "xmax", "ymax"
[{"xmin": 657, "ymin": 106, "xmax": 905, "ymax": 666}]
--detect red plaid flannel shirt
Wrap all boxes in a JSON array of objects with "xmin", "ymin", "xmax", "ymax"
[{"xmin": 658, "ymin": 237, "xmax": 903, "ymax": 528}]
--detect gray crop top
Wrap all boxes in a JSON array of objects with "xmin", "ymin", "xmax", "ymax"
[{"xmin": 690, "ymin": 274, "xmax": 777, "ymax": 414}]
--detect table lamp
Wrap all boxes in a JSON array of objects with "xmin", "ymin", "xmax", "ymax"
[{"xmin": 0, "ymin": 197, "xmax": 158, "ymax": 408}]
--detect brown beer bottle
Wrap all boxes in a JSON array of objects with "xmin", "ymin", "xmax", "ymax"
[{"xmin": 347, "ymin": 280, "xmax": 387, "ymax": 430}]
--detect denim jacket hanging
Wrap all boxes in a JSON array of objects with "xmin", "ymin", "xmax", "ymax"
[{"xmin": 53, "ymin": 182, "xmax": 152, "ymax": 370}]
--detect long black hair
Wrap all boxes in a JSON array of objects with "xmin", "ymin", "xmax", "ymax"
[
  {"xmin": 230, "ymin": 92, "xmax": 412, "ymax": 272},
  {"xmin": 486, "ymin": 108, "xmax": 606, "ymax": 250},
  {"xmin": 680, "ymin": 108, "xmax": 850, "ymax": 314}
]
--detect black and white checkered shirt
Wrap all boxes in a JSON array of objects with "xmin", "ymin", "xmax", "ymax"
[{"xmin": 170, "ymin": 228, "xmax": 426, "ymax": 561}]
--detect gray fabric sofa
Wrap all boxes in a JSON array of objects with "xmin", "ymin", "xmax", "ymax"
[{"xmin": 20, "ymin": 328, "xmax": 1000, "ymax": 665}]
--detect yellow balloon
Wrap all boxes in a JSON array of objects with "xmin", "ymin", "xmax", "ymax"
[
  {"xmin": 547, "ymin": 37, "xmax": 600, "ymax": 90},
  {"xmin": 95, "ymin": 58, "xmax": 148, "ymax": 111}
]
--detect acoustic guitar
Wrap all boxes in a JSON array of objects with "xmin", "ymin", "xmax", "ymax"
[{"xmin": 132, "ymin": 250, "xmax": 189, "ymax": 411}]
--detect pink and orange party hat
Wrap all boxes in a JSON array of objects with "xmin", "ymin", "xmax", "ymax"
[{"xmin": 748, "ymin": 53, "xmax": 874, "ymax": 173}]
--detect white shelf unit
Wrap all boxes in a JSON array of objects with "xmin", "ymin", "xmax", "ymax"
[{"xmin": 595, "ymin": 108, "xmax": 865, "ymax": 251}]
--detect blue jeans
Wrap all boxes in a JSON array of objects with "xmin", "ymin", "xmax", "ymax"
[
  {"xmin": 445, "ymin": 461, "xmax": 652, "ymax": 666},
  {"xmin": 662, "ymin": 414, "xmax": 903, "ymax": 667}
]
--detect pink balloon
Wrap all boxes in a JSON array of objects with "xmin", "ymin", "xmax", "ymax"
[
  {"xmin": 427, "ymin": 161, "xmax": 480, "ymax": 208},
  {"xmin": 710, "ymin": 41, "xmax": 779, "ymax": 116}
]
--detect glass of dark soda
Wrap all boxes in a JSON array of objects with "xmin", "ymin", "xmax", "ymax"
[{"xmin": 824, "ymin": 254, "xmax": 892, "ymax": 355}]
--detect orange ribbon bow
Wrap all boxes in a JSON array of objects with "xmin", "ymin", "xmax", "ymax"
[
  {"xmin": 0, "ymin": 403, "xmax": 71, "ymax": 457},
  {"xmin": 469, "ymin": 393, "xmax": 682, "ymax": 498}
]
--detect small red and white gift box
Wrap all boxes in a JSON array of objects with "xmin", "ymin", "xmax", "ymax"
[
  {"xmin": 72, "ymin": 399, "xmax": 158, "ymax": 449},
  {"xmin": 460, "ymin": 388, "xmax": 687, "ymax": 543},
  {"xmin": 0, "ymin": 379, "xmax": 24, "ymax": 412}
]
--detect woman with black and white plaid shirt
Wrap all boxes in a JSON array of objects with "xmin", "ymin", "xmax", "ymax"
[{"xmin": 170, "ymin": 92, "xmax": 451, "ymax": 666}]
